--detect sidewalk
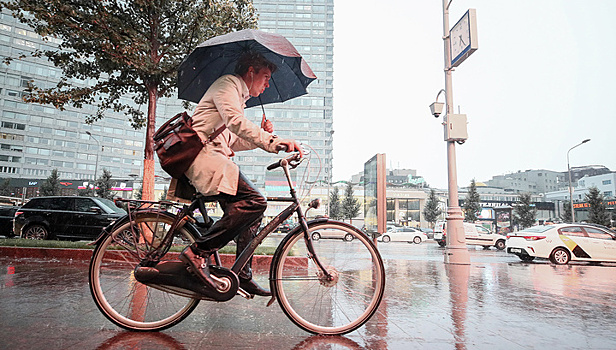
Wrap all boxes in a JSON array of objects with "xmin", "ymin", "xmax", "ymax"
[{"xmin": 1, "ymin": 242, "xmax": 616, "ymax": 349}]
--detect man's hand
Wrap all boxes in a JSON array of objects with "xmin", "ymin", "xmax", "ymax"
[
  {"xmin": 277, "ymin": 139, "xmax": 304, "ymax": 158},
  {"xmin": 261, "ymin": 114, "xmax": 274, "ymax": 133}
]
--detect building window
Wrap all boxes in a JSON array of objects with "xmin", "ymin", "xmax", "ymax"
[{"xmin": 602, "ymin": 180, "xmax": 612, "ymax": 185}]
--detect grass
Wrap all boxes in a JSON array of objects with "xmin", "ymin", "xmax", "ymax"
[{"xmin": 0, "ymin": 238, "xmax": 277, "ymax": 255}]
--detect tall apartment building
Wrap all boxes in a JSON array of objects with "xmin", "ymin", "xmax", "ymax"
[
  {"xmin": 0, "ymin": 2, "xmax": 334, "ymax": 195},
  {"xmin": 244, "ymin": 0, "xmax": 334, "ymax": 188},
  {"xmin": 0, "ymin": 10, "xmax": 146, "ymax": 185}
]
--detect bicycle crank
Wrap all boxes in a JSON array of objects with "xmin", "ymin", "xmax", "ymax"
[{"xmin": 134, "ymin": 261, "xmax": 239, "ymax": 301}]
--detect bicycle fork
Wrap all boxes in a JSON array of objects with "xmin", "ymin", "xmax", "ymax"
[{"xmin": 298, "ymin": 215, "xmax": 334, "ymax": 282}]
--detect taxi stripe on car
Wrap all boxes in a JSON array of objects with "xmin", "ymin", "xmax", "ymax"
[{"xmin": 558, "ymin": 235, "xmax": 591, "ymax": 259}]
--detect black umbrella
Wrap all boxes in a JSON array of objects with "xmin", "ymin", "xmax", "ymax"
[{"xmin": 178, "ymin": 29, "xmax": 317, "ymax": 108}]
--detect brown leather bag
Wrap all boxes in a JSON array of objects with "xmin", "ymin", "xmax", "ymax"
[{"xmin": 154, "ymin": 111, "xmax": 225, "ymax": 179}]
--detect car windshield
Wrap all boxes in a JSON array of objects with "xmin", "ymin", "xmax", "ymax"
[
  {"xmin": 95, "ymin": 198, "xmax": 126, "ymax": 214},
  {"xmin": 518, "ymin": 225, "xmax": 554, "ymax": 233}
]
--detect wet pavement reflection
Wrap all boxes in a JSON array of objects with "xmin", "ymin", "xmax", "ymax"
[{"xmin": 2, "ymin": 241, "xmax": 616, "ymax": 349}]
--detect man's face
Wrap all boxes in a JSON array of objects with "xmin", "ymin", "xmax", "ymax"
[{"xmin": 248, "ymin": 67, "xmax": 272, "ymax": 97}]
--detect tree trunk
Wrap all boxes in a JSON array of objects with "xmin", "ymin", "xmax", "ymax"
[{"xmin": 141, "ymin": 86, "xmax": 158, "ymax": 201}]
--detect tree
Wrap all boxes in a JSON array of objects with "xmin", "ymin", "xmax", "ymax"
[
  {"xmin": 0, "ymin": 0, "xmax": 258, "ymax": 200},
  {"xmin": 329, "ymin": 187, "xmax": 342, "ymax": 220},
  {"xmin": 342, "ymin": 182, "xmax": 361, "ymax": 224},
  {"xmin": 77, "ymin": 188, "xmax": 91, "ymax": 196},
  {"xmin": 159, "ymin": 186, "xmax": 168, "ymax": 201},
  {"xmin": 135, "ymin": 186, "xmax": 143, "ymax": 200},
  {"xmin": 463, "ymin": 179, "xmax": 481, "ymax": 222},
  {"xmin": 0, "ymin": 179, "xmax": 10, "ymax": 196},
  {"xmin": 585, "ymin": 186, "xmax": 610, "ymax": 226},
  {"xmin": 560, "ymin": 201, "xmax": 572, "ymax": 223},
  {"xmin": 423, "ymin": 189, "xmax": 442, "ymax": 228},
  {"xmin": 40, "ymin": 169, "xmax": 61, "ymax": 196},
  {"xmin": 514, "ymin": 193, "xmax": 536, "ymax": 229},
  {"xmin": 95, "ymin": 169, "xmax": 115, "ymax": 200}
]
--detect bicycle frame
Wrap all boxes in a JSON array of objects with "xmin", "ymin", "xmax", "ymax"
[
  {"xmin": 231, "ymin": 162, "xmax": 332, "ymax": 281},
  {"xmin": 108, "ymin": 156, "xmax": 331, "ymax": 282}
]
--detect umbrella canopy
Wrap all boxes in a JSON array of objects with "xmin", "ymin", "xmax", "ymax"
[{"xmin": 178, "ymin": 29, "xmax": 317, "ymax": 108}]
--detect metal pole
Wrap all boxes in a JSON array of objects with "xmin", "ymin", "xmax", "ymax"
[
  {"xmin": 442, "ymin": 0, "xmax": 469, "ymax": 264},
  {"xmin": 567, "ymin": 139, "xmax": 590, "ymax": 223}
]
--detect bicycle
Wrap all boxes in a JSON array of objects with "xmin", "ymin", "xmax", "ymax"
[{"xmin": 89, "ymin": 152, "xmax": 385, "ymax": 335}]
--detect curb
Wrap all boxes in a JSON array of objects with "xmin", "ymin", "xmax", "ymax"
[{"xmin": 0, "ymin": 246, "xmax": 307, "ymax": 270}]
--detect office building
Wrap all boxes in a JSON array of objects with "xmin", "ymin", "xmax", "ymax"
[
  {"xmin": 244, "ymin": 0, "xmax": 334, "ymax": 189},
  {"xmin": 0, "ymin": 2, "xmax": 334, "ymax": 196}
]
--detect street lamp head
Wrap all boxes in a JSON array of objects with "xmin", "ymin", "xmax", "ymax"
[
  {"xmin": 582, "ymin": 138, "xmax": 591, "ymax": 144},
  {"xmin": 86, "ymin": 131, "xmax": 92, "ymax": 136}
]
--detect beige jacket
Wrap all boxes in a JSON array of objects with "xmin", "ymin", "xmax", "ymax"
[{"xmin": 184, "ymin": 74, "xmax": 282, "ymax": 196}]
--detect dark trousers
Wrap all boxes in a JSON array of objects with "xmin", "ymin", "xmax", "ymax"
[{"xmin": 195, "ymin": 172, "xmax": 266, "ymax": 281}]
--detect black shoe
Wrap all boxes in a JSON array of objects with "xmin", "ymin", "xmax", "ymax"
[
  {"xmin": 179, "ymin": 244, "xmax": 218, "ymax": 289},
  {"xmin": 240, "ymin": 278, "xmax": 272, "ymax": 297}
]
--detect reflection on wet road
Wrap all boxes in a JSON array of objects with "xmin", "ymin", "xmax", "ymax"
[{"xmin": 1, "ymin": 240, "xmax": 616, "ymax": 349}]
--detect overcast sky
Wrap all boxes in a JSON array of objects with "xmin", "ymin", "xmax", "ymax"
[{"xmin": 330, "ymin": 0, "xmax": 616, "ymax": 189}]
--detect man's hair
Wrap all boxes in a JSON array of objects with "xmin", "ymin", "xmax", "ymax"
[{"xmin": 234, "ymin": 51, "xmax": 277, "ymax": 76}]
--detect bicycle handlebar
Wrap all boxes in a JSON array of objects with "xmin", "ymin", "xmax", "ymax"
[{"xmin": 267, "ymin": 152, "xmax": 302, "ymax": 171}]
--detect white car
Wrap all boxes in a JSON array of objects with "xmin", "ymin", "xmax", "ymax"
[
  {"xmin": 378, "ymin": 227, "xmax": 427, "ymax": 244},
  {"xmin": 506, "ymin": 224, "xmax": 616, "ymax": 264},
  {"xmin": 310, "ymin": 228, "xmax": 355, "ymax": 241},
  {"xmin": 435, "ymin": 222, "xmax": 507, "ymax": 250}
]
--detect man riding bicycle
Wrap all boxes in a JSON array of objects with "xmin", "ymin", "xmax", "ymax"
[{"xmin": 179, "ymin": 52, "xmax": 303, "ymax": 297}]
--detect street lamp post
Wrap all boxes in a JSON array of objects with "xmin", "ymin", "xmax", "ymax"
[
  {"xmin": 428, "ymin": 0, "xmax": 471, "ymax": 265},
  {"xmin": 86, "ymin": 131, "xmax": 100, "ymax": 190},
  {"xmin": 567, "ymin": 138, "xmax": 591, "ymax": 223}
]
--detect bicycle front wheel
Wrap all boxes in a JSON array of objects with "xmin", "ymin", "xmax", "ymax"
[
  {"xmin": 89, "ymin": 211, "xmax": 200, "ymax": 331},
  {"xmin": 272, "ymin": 221, "xmax": 385, "ymax": 335}
]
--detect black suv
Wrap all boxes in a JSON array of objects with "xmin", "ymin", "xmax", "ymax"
[
  {"xmin": 14, "ymin": 196, "xmax": 126, "ymax": 241},
  {"xmin": 0, "ymin": 204, "xmax": 19, "ymax": 237}
]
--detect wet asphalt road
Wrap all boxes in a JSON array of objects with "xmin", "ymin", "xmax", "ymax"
[{"xmin": 1, "ymin": 239, "xmax": 616, "ymax": 349}]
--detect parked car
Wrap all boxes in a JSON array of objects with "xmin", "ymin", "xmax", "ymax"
[
  {"xmin": 418, "ymin": 227, "xmax": 434, "ymax": 240},
  {"xmin": 275, "ymin": 220, "xmax": 296, "ymax": 234},
  {"xmin": 434, "ymin": 222, "xmax": 506, "ymax": 250},
  {"xmin": 0, "ymin": 204, "xmax": 19, "ymax": 237},
  {"xmin": 378, "ymin": 227, "xmax": 427, "ymax": 244},
  {"xmin": 14, "ymin": 196, "xmax": 126, "ymax": 241},
  {"xmin": 506, "ymin": 223, "xmax": 616, "ymax": 264},
  {"xmin": 310, "ymin": 227, "xmax": 355, "ymax": 241}
]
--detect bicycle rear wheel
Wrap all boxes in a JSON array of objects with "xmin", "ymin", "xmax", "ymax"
[
  {"xmin": 272, "ymin": 221, "xmax": 385, "ymax": 335},
  {"xmin": 89, "ymin": 211, "xmax": 200, "ymax": 331}
]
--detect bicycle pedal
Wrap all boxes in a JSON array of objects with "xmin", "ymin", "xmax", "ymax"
[{"xmin": 237, "ymin": 288, "xmax": 254, "ymax": 300}]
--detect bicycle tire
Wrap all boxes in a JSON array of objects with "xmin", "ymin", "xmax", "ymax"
[
  {"xmin": 89, "ymin": 211, "xmax": 200, "ymax": 331},
  {"xmin": 271, "ymin": 221, "xmax": 385, "ymax": 335}
]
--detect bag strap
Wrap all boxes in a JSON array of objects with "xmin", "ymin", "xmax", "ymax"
[{"xmin": 205, "ymin": 124, "xmax": 226, "ymax": 144}]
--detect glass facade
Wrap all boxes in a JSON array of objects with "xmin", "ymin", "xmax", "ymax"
[
  {"xmin": 242, "ymin": 0, "xmax": 334, "ymax": 188},
  {"xmin": 0, "ymin": 2, "xmax": 334, "ymax": 191},
  {"xmin": 0, "ymin": 11, "xmax": 146, "ymax": 181}
]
